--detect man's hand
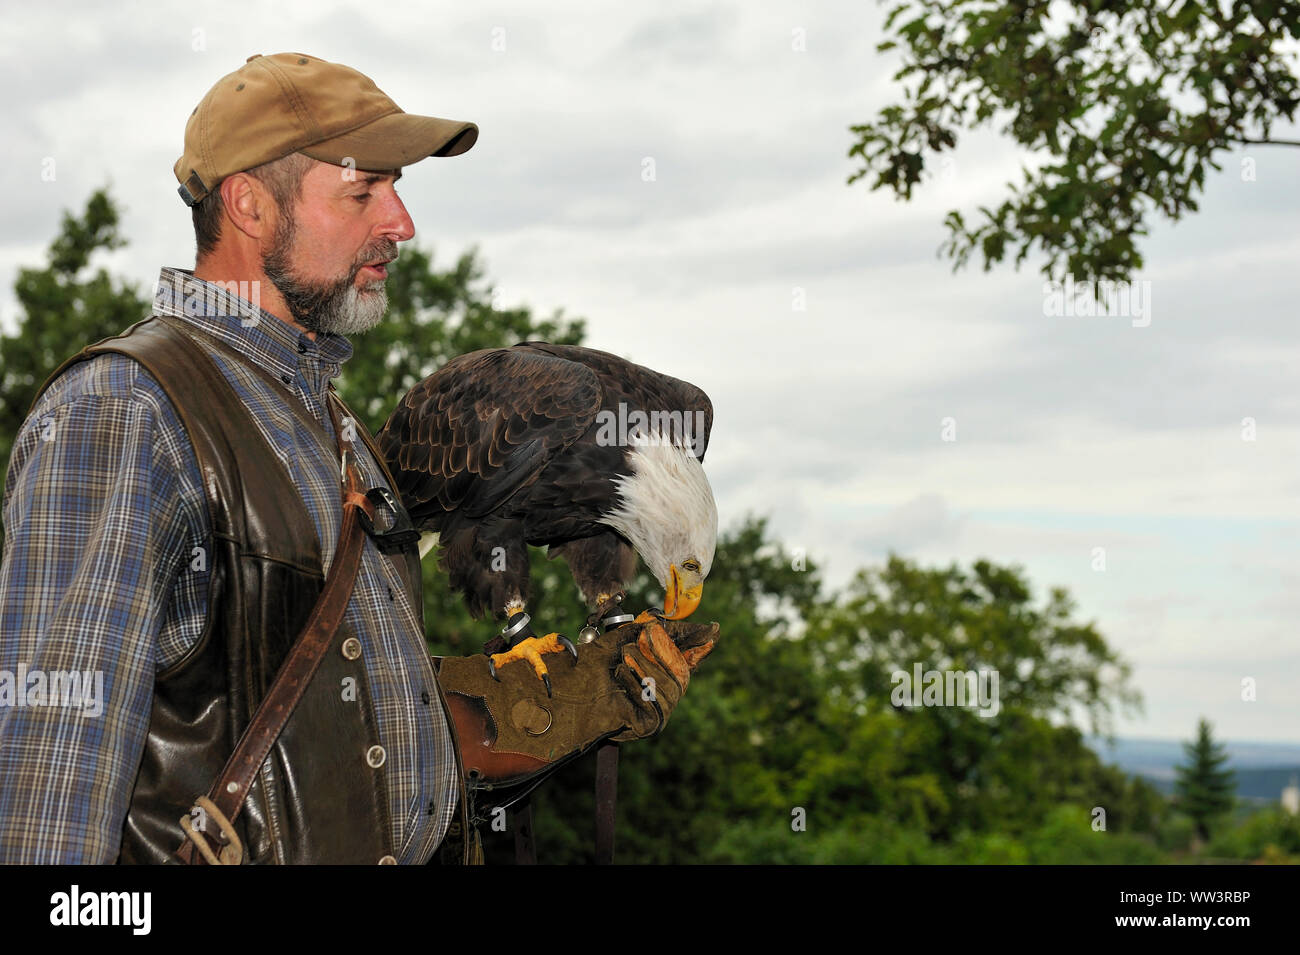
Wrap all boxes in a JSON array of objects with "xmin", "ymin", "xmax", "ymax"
[{"xmin": 435, "ymin": 613, "xmax": 720, "ymax": 789}]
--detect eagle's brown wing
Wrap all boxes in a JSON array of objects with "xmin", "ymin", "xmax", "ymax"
[
  {"xmin": 515, "ymin": 341, "xmax": 714, "ymax": 461},
  {"xmin": 377, "ymin": 348, "xmax": 602, "ymax": 525}
]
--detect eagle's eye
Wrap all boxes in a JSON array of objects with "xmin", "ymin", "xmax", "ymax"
[{"xmin": 682, "ymin": 559, "xmax": 701, "ymax": 573}]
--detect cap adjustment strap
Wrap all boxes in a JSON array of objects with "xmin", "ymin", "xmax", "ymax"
[{"xmin": 178, "ymin": 170, "xmax": 208, "ymax": 207}]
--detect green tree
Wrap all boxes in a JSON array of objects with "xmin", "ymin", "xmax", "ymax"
[
  {"xmin": 0, "ymin": 189, "xmax": 150, "ymax": 554},
  {"xmin": 1174, "ymin": 717, "xmax": 1236, "ymax": 842},
  {"xmin": 546, "ymin": 545, "xmax": 1154, "ymax": 864},
  {"xmin": 801, "ymin": 555, "xmax": 1145, "ymax": 843},
  {"xmin": 849, "ymin": 1, "xmax": 1300, "ymax": 282}
]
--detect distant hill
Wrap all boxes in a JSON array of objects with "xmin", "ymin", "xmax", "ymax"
[{"xmin": 1087, "ymin": 736, "xmax": 1300, "ymax": 802}]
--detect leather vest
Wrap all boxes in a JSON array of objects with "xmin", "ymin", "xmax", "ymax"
[{"xmin": 33, "ymin": 315, "xmax": 470, "ymax": 864}]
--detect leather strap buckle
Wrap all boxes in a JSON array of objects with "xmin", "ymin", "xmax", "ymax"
[{"xmin": 179, "ymin": 795, "xmax": 244, "ymax": 865}]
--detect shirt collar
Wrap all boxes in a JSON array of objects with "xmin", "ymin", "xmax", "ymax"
[{"xmin": 153, "ymin": 267, "xmax": 353, "ymax": 389}]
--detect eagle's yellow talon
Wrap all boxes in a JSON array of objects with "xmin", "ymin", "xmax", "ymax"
[{"xmin": 489, "ymin": 633, "xmax": 575, "ymax": 697}]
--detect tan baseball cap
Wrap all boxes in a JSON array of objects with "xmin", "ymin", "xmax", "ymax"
[{"xmin": 174, "ymin": 52, "xmax": 478, "ymax": 206}]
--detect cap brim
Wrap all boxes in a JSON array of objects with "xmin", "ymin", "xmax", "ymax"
[{"xmin": 301, "ymin": 112, "xmax": 478, "ymax": 171}]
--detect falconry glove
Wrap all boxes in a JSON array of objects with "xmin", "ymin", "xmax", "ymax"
[{"xmin": 435, "ymin": 611, "xmax": 718, "ymax": 791}]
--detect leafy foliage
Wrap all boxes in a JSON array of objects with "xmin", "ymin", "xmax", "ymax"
[
  {"xmin": 1206, "ymin": 805, "xmax": 1300, "ymax": 862},
  {"xmin": 494, "ymin": 525, "xmax": 1168, "ymax": 863},
  {"xmin": 849, "ymin": 0, "xmax": 1300, "ymax": 281}
]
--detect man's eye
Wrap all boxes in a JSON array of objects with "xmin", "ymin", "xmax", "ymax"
[{"xmin": 353, "ymin": 193, "xmax": 371, "ymax": 203}]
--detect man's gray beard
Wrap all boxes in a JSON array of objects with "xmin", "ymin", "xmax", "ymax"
[{"xmin": 262, "ymin": 214, "xmax": 393, "ymax": 336}]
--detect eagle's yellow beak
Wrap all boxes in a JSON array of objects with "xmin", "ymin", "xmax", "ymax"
[{"xmin": 663, "ymin": 564, "xmax": 703, "ymax": 619}]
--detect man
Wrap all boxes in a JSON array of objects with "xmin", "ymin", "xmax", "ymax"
[{"xmin": 0, "ymin": 53, "xmax": 711, "ymax": 864}]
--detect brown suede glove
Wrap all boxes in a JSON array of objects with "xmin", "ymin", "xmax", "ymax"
[{"xmin": 435, "ymin": 611, "xmax": 718, "ymax": 789}]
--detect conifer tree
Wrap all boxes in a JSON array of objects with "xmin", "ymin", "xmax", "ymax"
[{"xmin": 1174, "ymin": 717, "xmax": 1237, "ymax": 842}]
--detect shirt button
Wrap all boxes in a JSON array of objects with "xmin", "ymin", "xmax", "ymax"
[
  {"xmin": 366, "ymin": 745, "xmax": 386, "ymax": 769},
  {"xmin": 387, "ymin": 586, "xmax": 395, "ymax": 602},
  {"xmin": 280, "ymin": 374, "xmax": 293, "ymax": 385},
  {"xmin": 378, "ymin": 855, "xmax": 397, "ymax": 865},
  {"xmin": 341, "ymin": 637, "xmax": 362, "ymax": 660},
  {"xmin": 421, "ymin": 690, "xmax": 431, "ymax": 705},
  {"xmin": 297, "ymin": 341, "xmax": 308, "ymax": 354},
  {"xmin": 427, "ymin": 800, "xmax": 436, "ymax": 817}
]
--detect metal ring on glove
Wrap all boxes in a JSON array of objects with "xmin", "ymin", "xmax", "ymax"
[
  {"xmin": 524, "ymin": 708, "xmax": 553, "ymax": 737},
  {"xmin": 601, "ymin": 612, "xmax": 636, "ymax": 631}
]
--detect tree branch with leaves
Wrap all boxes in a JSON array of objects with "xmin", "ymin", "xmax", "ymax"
[{"xmin": 849, "ymin": 0, "xmax": 1300, "ymax": 282}]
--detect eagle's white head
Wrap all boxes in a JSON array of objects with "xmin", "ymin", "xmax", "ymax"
[{"xmin": 600, "ymin": 434, "xmax": 717, "ymax": 619}]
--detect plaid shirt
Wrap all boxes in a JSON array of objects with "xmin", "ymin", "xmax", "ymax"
[{"xmin": 0, "ymin": 267, "xmax": 458, "ymax": 864}]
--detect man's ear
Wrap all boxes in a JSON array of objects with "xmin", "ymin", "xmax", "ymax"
[{"xmin": 220, "ymin": 172, "xmax": 275, "ymax": 242}]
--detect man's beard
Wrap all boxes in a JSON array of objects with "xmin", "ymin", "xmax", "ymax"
[{"xmin": 261, "ymin": 210, "xmax": 395, "ymax": 336}]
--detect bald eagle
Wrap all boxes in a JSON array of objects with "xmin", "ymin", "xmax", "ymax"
[{"xmin": 376, "ymin": 342, "xmax": 716, "ymax": 686}]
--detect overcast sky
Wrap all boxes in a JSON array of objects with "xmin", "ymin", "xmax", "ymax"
[{"xmin": 2, "ymin": 0, "xmax": 1297, "ymax": 744}]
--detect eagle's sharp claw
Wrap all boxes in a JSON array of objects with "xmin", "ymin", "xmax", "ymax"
[{"xmin": 488, "ymin": 631, "xmax": 573, "ymax": 695}]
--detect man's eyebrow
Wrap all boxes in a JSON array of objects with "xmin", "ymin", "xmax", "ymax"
[{"xmin": 356, "ymin": 170, "xmax": 403, "ymax": 185}]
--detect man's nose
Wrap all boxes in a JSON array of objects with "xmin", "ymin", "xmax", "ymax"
[{"xmin": 378, "ymin": 191, "xmax": 416, "ymax": 242}]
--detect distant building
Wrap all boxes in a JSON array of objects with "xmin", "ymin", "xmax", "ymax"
[{"xmin": 1282, "ymin": 775, "xmax": 1299, "ymax": 816}]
